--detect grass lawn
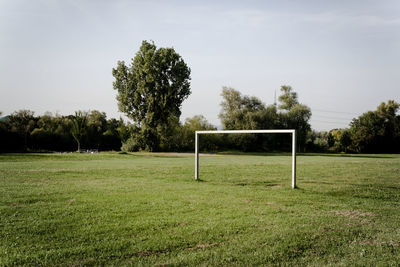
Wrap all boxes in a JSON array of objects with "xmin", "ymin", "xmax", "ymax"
[{"xmin": 0, "ymin": 152, "xmax": 399, "ymax": 266}]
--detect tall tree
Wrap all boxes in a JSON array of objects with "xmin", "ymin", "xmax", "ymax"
[
  {"xmin": 112, "ymin": 40, "xmax": 191, "ymax": 151},
  {"xmin": 277, "ymin": 86, "xmax": 311, "ymax": 151}
]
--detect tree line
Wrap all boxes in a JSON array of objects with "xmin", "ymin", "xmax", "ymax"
[
  {"xmin": 1, "ymin": 94, "xmax": 398, "ymax": 153},
  {"xmin": 1, "ymin": 40, "xmax": 399, "ymax": 153},
  {"xmin": 310, "ymin": 100, "xmax": 400, "ymax": 153},
  {"xmin": 216, "ymin": 88, "xmax": 400, "ymax": 153},
  {"xmin": 0, "ymin": 110, "xmax": 125, "ymax": 152}
]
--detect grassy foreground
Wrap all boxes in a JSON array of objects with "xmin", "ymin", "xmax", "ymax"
[{"xmin": 0, "ymin": 152, "xmax": 399, "ymax": 266}]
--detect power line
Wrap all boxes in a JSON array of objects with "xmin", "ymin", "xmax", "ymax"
[
  {"xmin": 312, "ymin": 115, "xmax": 353, "ymax": 121},
  {"xmin": 313, "ymin": 108, "xmax": 359, "ymax": 115},
  {"xmin": 312, "ymin": 119, "xmax": 350, "ymax": 125}
]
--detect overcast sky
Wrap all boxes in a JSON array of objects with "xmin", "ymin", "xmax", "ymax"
[{"xmin": 1, "ymin": 0, "xmax": 399, "ymax": 130}]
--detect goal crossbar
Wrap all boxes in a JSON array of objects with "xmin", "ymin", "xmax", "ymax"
[{"xmin": 195, "ymin": 129, "xmax": 297, "ymax": 189}]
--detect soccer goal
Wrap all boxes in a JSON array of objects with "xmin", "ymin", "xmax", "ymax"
[{"xmin": 194, "ymin": 129, "xmax": 297, "ymax": 189}]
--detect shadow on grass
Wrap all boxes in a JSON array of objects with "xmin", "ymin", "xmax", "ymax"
[
  {"xmin": 197, "ymin": 151, "xmax": 397, "ymax": 159},
  {"xmin": 234, "ymin": 182, "xmax": 283, "ymax": 187},
  {"xmin": 132, "ymin": 152, "xmax": 194, "ymax": 159},
  {"xmin": 0, "ymin": 153, "xmax": 57, "ymax": 160},
  {"xmin": 198, "ymin": 179, "xmax": 293, "ymax": 189},
  {"xmin": 0, "ymin": 152, "xmax": 145, "ymax": 161},
  {"xmin": 214, "ymin": 151, "xmax": 292, "ymax": 157},
  {"xmin": 297, "ymin": 153, "xmax": 395, "ymax": 159},
  {"xmin": 223, "ymin": 152, "xmax": 396, "ymax": 159}
]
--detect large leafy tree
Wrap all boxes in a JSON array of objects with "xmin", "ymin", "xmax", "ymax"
[{"xmin": 112, "ymin": 40, "xmax": 191, "ymax": 151}]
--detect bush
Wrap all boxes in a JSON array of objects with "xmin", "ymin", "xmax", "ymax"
[{"xmin": 121, "ymin": 136, "xmax": 141, "ymax": 152}]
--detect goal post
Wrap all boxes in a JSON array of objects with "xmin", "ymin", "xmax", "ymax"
[{"xmin": 194, "ymin": 129, "xmax": 297, "ymax": 189}]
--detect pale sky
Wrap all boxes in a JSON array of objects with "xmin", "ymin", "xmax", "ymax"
[{"xmin": 1, "ymin": 0, "xmax": 399, "ymax": 130}]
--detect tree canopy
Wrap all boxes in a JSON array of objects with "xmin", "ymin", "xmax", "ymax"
[
  {"xmin": 219, "ymin": 86, "xmax": 311, "ymax": 151},
  {"xmin": 349, "ymin": 100, "xmax": 400, "ymax": 153},
  {"xmin": 112, "ymin": 40, "xmax": 191, "ymax": 151},
  {"xmin": 278, "ymin": 85, "xmax": 298, "ymax": 111},
  {"xmin": 8, "ymin": 110, "xmax": 36, "ymax": 150}
]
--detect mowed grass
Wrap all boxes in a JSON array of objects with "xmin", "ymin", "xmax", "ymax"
[{"xmin": 0, "ymin": 152, "xmax": 399, "ymax": 266}]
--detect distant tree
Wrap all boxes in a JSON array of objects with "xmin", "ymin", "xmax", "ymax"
[
  {"xmin": 117, "ymin": 118, "xmax": 131, "ymax": 144},
  {"xmin": 340, "ymin": 129, "xmax": 352, "ymax": 152},
  {"xmin": 329, "ymin": 129, "xmax": 352, "ymax": 152},
  {"xmin": 71, "ymin": 111, "xmax": 88, "ymax": 152},
  {"xmin": 86, "ymin": 110, "xmax": 107, "ymax": 149},
  {"xmin": 283, "ymin": 104, "xmax": 311, "ymax": 151},
  {"xmin": 305, "ymin": 130, "xmax": 329, "ymax": 152},
  {"xmin": 0, "ymin": 111, "xmax": 13, "ymax": 152},
  {"xmin": 349, "ymin": 100, "xmax": 400, "ymax": 153},
  {"xmin": 278, "ymin": 85, "xmax": 298, "ymax": 111},
  {"xmin": 54, "ymin": 116, "xmax": 74, "ymax": 150},
  {"xmin": 184, "ymin": 115, "xmax": 216, "ymax": 131},
  {"xmin": 27, "ymin": 112, "xmax": 76, "ymax": 151},
  {"xmin": 219, "ymin": 87, "xmax": 266, "ymax": 130},
  {"xmin": 275, "ymin": 86, "xmax": 311, "ymax": 151},
  {"xmin": 29, "ymin": 112, "xmax": 55, "ymax": 150},
  {"xmin": 181, "ymin": 115, "xmax": 217, "ymax": 151},
  {"xmin": 8, "ymin": 110, "xmax": 36, "ymax": 150},
  {"xmin": 219, "ymin": 87, "xmax": 270, "ymax": 151},
  {"xmin": 218, "ymin": 85, "xmax": 311, "ymax": 151},
  {"xmin": 112, "ymin": 40, "xmax": 191, "ymax": 151},
  {"xmin": 102, "ymin": 118, "xmax": 122, "ymax": 151},
  {"xmin": 327, "ymin": 132, "xmax": 335, "ymax": 148}
]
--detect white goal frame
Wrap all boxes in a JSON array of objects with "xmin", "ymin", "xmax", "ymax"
[{"xmin": 195, "ymin": 129, "xmax": 297, "ymax": 189}]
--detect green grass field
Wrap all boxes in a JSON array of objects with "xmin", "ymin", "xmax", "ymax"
[{"xmin": 1, "ymin": 152, "xmax": 399, "ymax": 266}]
